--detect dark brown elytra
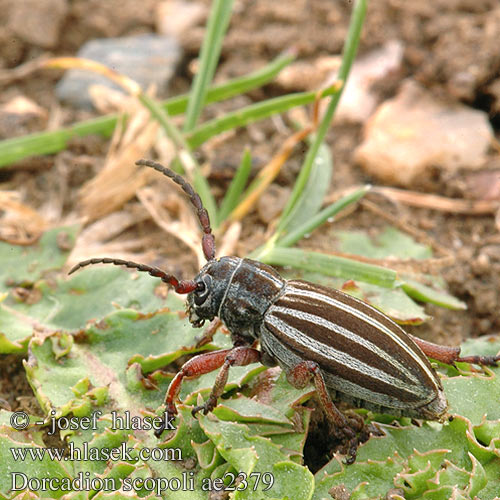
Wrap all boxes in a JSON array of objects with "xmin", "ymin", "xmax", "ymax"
[{"xmin": 69, "ymin": 158, "xmax": 500, "ymax": 464}]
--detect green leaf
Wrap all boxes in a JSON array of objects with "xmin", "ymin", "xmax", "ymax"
[
  {"xmin": 212, "ymin": 396, "xmax": 293, "ymax": 426},
  {"xmin": 199, "ymin": 416, "xmax": 315, "ymax": 500},
  {"xmin": 402, "ymin": 278, "xmax": 467, "ymax": 310},
  {"xmin": 0, "ymin": 298, "xmax": 32, "ymax": 353},
  {"xmin": 335, "ymin": 226, "xmax": 432, "ymax": 260},
  {"xmin": 443, "ymin": 369, "xmax": 500, "ymax": 424},
  {"xmin": 0, "ymin": 424, "xmax": 73, "ymax": 498},
  {"xmin": 332, "ymin": 226, "xmax": 465, "ymax": 310},
  {"xmin": 0, "ymin": 225, "xmax": 78, "ymax": 288},
  {"xmin": 0, "ymin": 266, "xmax": 180, "ymax": 354}
]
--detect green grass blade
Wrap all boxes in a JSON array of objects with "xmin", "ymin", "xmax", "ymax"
[
  {"xmin": 259, "ymin": 247, "xmax": 396, "ymax": 288},
  {"xmin": 276, "ymin": 185, "xmax": 371, "ymax": 248},
  {"xmin": 183, "ymin": 0, "xmax": 234, "ymax": 132},
  {"xmin": 401, "ymin": 278, "xmax": 467, "ymax": 310},
  {"xmin": 0, "ymin": 52, "xmax": 294, "ymax": 168},
  {"xmin": 218, "ymin": 148, "xmax": 253, "ymax": 224},
  {"xmin": 186, "ymin": 87, "xmax": 337, "ymax": 149},
  {"xmin": 278, "ymin": 0, "xmax": 367, "ymax": 230},
  {"xmin": 277, "ymin": 140, "xmax": 333, "ymax": 237}
]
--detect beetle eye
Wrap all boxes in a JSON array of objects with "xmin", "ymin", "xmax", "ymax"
[{"xmin": 194, "ymin": 276, "xmax": 211, "ymax": 306}]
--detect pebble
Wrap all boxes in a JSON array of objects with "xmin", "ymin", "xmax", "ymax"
[
  {"xmin": 354, "ymin": 80, "xmax": 493, "ymax": 186},
  {"xmin": 335, "ymin": 40, "xmax": 404, "ymax": 123},
  {"xmin": 0, "ymin": 96, "xmax": 48, "ymax": 138},
  {"xmin": 155, "ymin": 0, "xmax": 207, "ymax": 38},
  {"xmin": 471, "ymin": 252, "xmax": 490, "ymax": 275},
  {"xmin": 56, "ymin": 34, "xmax": 181, "ymax": 109}
]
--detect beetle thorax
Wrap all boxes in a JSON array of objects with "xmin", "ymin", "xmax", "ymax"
[{"xmin": 187, "ymin": 257, "xmax": 285, "ymax": 339}]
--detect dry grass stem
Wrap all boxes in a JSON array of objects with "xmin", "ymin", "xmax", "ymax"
[
  {"xmin": 217, "ymin": 221, "xmax": 241, "ymax": 258},
  {"xmin": 78, "ymin": 105, "xmax": 158, "ymax": 222},
  {"xmin": 372, "ymin": 186, "xmax": 500, "ymax": 215}
]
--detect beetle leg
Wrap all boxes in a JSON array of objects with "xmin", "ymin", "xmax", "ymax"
[
  {"xmin": 156, "ymin": 347, "xmax": 261, "ymax": 437},
  {"xmin": 286, "ymin": 360, "xmax": 358, "ymax": 464},
  {"xmin": 194, "ymin": 318, "xmax": 223, "ymax": 348},
  {"xmin": 409, "ymin": 335, "xmax": 500, "ymax": 366},
  {"xmin": 191, "ymin": 346, "xmax": 261, "ymax": 416}
]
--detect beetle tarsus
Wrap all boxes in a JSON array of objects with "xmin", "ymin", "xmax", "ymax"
[
  {"xmin": 455, "ymin": 354, "xmax": 500, "ymax": 366},
  {"xmin": 191, "ymin": 398, "xmax": 215, "ymax": 417},
  {"xmin": 343, "ymin": 439, "xmax": 358, "ymax": 465}
]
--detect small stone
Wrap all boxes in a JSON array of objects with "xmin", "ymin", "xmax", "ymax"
[
  {"xmin": 354, "ymin": 80, "xmax": 493, "ymax": 186},
  {"xmin": 335, "ymin": 40, "xmax": 404, "ymax": 123},
  {"xmin": 471, "ymin": 252, "xmax": 490, "ymax": 275},
  {"xmin": 155, "ymin": 0, "xmax": 207, "ymax": 38},
  {"xmin": 8, "ymin": 0, "xmax": 68, "ymax": 48},
  {"xmin": 0, "ymin": 96, "xmax": 48, "ymax": 138},
  {"xmin": 328, "ymin": 484, "xmax": 351, "ymax": 500},
  {"xmin": 276, "ymin": 56, "xmax": 340, "ymax": 91},
  {"xmin": 56, "ymin": 34, "xmax": 181, "ymax": 109}
]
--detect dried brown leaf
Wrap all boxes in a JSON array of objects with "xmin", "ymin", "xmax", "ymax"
[{"xmin": 0, "ymin": 191, "xmax": 47, "ymax": 244}]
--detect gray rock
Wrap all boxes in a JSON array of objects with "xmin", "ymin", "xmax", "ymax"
[{"xmin": 56, "ymin": 34, "xmax": 181, "ymax": 109}]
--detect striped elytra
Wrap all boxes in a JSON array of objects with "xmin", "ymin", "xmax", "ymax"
[{"xmin": 261, "ymin": 279, "xmax": 447, "ymax": 420}]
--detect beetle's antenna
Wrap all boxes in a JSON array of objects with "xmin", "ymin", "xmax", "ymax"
[
  {"xmin": 68, "ymin": 258, "xmax": 198, "ymax": 294},
  {"xmin": 136, "ymin": 159, "xmax": 216, "ymax": 261}
]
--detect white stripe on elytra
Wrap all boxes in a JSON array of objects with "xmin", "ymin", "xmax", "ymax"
[
  {"xmin": 260, "ymin": 329, "xmax": 432, "ymax": 408},
  {"xmin": 217, "ymin": 258, "xmax": 242, "ymax": 319},
  {"xmin": 265, "ymin": 312, "xmax": 426, "ymax": 397},
  {"xmin": 270, "ymin": 305, "xmax": 420, "ymax": 385},
  {"xmin": 285, "ymin": 284, "xmax": 438, "ymax": 386}
]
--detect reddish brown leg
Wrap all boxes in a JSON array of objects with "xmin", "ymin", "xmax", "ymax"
[
  {"xmin": 287, "ymin": 360, "xmax": 359, "ymax": 464},
  {"xmin": 156, "ymin": 347, "xmax": 261, "ymax": 437},
  {"xmin": 191, "ymin": 346, "xmax": 261, "ymax": 416},
  {"xmin": 409, "ymin": 335, "xmax": 500, "ymax": 366}
]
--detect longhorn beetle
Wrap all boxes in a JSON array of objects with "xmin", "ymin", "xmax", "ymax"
[{"xmin": 69, "ymin": 159, "xmax": 500, "ymax": 464}]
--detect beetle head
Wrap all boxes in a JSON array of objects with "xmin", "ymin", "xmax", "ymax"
[{"xmin": 186, "ymin": 257, "xmax": 241, "ymax": 327}]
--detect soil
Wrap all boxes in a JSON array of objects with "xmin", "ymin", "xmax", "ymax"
[{"xmin": 1, "ymin": 0, "xmax": 500, "ymax": 472}]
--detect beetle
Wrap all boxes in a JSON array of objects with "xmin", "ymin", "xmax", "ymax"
[{"xmin": 69, "ymin": 159, "xmax": 500, "ymax": 463}]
